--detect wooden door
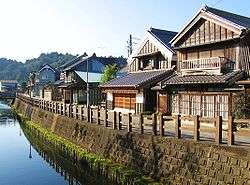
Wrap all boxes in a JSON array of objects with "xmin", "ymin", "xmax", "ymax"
[{"xmin": 158, "ymin": 94, "xmax": 168, "ymax": 114}]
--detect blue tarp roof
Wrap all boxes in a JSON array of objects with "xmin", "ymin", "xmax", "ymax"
[{"xmin": 75, "ymin": 71, "xmax": 102, "ymax": 83}]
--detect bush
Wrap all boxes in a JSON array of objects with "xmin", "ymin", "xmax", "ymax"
[{"xmin": 232, "ymin": 93, "xmax": 250, "ymax": 119}]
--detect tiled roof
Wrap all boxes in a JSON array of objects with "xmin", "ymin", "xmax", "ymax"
[
  {"xmin": 101, "ymin": 69, "xmax": 173, "ymax": 88},
  {"xmin": 62, "ymin": 55, "xmax": 127, "ymax": 72},
  {"xmin": 206, "ymin": 6, "xmax": 250, "ymax": 28},
  {"xmin": 59, "ymin": 54, "xmax": 87, "ymax": 70},
  {"xmin": 162, "ymin": 71, "xmax": 244, "ymax": 85},
  {"xmin": 149, "ymin": 28, "xmax": 177, "ymax": 49}
]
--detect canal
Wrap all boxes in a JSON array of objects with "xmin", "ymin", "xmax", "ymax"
[{"xmin": 0, "ymin": 101, "xmax": 112, "ymax": 185}]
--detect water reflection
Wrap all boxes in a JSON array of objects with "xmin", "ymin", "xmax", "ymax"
[{"xmin": 0, "ymin": 101, "xmax": 112, "ymax": 185}]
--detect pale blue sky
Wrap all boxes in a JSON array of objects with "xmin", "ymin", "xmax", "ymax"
[{"xmin": 0, "ymin": 0, "xmax": 249, "ymax": 62}]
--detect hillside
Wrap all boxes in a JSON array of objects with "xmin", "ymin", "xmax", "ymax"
[{"xmin": 0, "ymin": 52, "xmax": 76, "ymax": 82}]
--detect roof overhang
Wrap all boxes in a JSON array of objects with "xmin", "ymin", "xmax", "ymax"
[{"xmin": 161, "ymin": 71, "xmax": 244, "ymax": 88}]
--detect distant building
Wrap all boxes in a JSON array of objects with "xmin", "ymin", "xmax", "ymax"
[
  {"xmin": 0, "ymin": 80, "xmax": 18, "ymax": 92},
  {"xmin": 28, "ymin": 64, "xmax": 59, "ymax": 99},
  {"xmin": 57, "ymin": 53, "xmax": 127, "ymax": 104}
]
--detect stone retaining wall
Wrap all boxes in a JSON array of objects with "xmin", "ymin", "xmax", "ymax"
[{"xmin": 13, "ymin": 98, "xmax": 250, "ymax": 184}]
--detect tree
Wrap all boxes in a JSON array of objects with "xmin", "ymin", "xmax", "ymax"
[
  {"xmin": 20, "ymin": 81, "xmax": 27, "ymax": 92},
  {"xmin": 100, "ymin": 64, "xmax": 118, "ymax": 84}
]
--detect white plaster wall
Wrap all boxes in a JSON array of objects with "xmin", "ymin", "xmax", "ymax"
[
  {"xmin": 107, "ymin": 92, "xmax": 113, "ymax": 101},
  {"xmin": 136, "ymin": 93, "xmax": 144, "ymax": 103}
]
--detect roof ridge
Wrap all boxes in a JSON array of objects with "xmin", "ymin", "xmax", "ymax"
[
  {"xmin": 149, "ymin": 27, "xmax": 178, "ymax": 34},
  {"xmin": 205, "ymin": 6, "xmax": 250, "ymax": 20}
]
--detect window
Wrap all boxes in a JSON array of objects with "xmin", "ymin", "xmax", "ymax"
[{"xmin": 171, "ymin": 93, "xmax": 229, "ymax": 119}]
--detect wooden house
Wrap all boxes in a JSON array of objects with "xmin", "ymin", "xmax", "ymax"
[
  {"xmin": 28, "ymin": 64, "xmax": 59, "ymax": 98},
  {"xmin": 155, "ymin": 6, "xmax": 250, "ymax": 119},
  {"xmin": 101, "ymin": 28, "xmax": 177, "ymax": 114},
  {"xmin": 58, "ymin": 53, "xmax": 126, "ymax": 104}
]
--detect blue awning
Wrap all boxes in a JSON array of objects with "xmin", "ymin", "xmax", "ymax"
[{"xmin": 75, "ymin": 71, "xmax": 102, "ymax": 83}]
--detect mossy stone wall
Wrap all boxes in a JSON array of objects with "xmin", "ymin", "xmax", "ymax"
[{"xmin": 14, "ymin": 98, "xmax": 250, "ymax": 184}]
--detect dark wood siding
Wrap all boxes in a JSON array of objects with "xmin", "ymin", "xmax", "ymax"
[{"xmin": 158, "ymin": 94, "xmax": 168, "ymax": 114}]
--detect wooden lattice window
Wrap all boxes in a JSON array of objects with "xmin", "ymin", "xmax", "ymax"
[{"xmin": 171, "ymin": 93, "xmax": 229, "ymax": 119}]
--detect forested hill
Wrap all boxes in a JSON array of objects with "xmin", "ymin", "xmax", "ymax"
[{"xmin": 0, "ymin": 52, "xmax": 76, "ymax": 82}]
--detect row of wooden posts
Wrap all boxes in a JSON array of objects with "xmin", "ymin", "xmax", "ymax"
[{"xmin": 18, "ymin": 94, "xmax": 237, "ymax": 146}]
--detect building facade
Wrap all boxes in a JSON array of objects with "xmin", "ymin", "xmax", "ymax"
[
  {"xmin": 156, "ymin": 6, "xmax": 250, "ymax": 119},
  {"xmin": 28, "ymin": 64, "xmax": 59, "ymax": 99},
  {"xmin": 58, "ymin": 53, "xmax": 126, "ymax": 105},
  {"xmin": 101, "ymin": 28, "xmax": 177, "ymax": 114}
]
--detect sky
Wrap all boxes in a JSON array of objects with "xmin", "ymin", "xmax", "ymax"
[{"xmin": 0, "ymin": 0, "xmax": 249, "ymax": 62}]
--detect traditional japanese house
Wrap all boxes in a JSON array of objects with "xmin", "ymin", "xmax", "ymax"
[
  {"xmin": 156, "ymin": 6, "xmax": 250, "ymax": 119},
  {"xmin": 101, "ymin": 28, "xmax": 177, "ymax": 114},
  {"xmin": 58, "ymin": 53, "xmax": 126, "ymax": 104},
  {"xmin": 28, "ymin": 64, "xmax": 59, "ymax": 98}
]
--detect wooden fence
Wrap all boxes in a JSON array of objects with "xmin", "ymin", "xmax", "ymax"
[{"xmin": 18, "ymin": 94, "xmax": 250, "ymax": 147}]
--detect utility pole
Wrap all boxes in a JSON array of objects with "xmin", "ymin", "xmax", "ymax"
[
  {"xmin": 127, "ymin": 34, "xmax": 133, "ymax": 57},
  {"xmin": 86, "ymin": 58, "xmax": 89, "ymax": 108},
  {"xmin": 129, "ymin": 34, "xmax": 133, "ymax": 56},
  {"xmin": 127, "ymin": 34, "xmax": 140, "ymax": 57}
]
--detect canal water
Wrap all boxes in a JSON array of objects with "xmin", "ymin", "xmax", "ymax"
[{"xmin": 0, "ymin": 101, "xmax": 110, "ymax": 185}]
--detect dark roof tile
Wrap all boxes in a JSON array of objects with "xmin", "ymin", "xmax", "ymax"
[
  {"xmin": 101, "ymin": 69, "xmax": 173, "ymax": 88},
  {"xmin": 149, "ymin": 28, "xmax": 177, "ymax": 50},
  {"xmin": 162, "ymin": 71, "xmax": 244, "ymax": 85},
  {"xmin": 206, "ymin": 6, "xmax": 250, "ymax": 28}
]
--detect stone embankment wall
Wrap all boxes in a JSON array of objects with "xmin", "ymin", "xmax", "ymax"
[{"xmin": 14, "ymin": 98, "xmax": 250, "ymax": 184}]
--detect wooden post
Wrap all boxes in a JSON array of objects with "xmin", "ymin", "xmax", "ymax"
[
  {"xmin": 158, "ymin": 113, "xmax": 164, "ymax": 136},
  {"xmin": 63, "ymin": 104, "xmax": 66, "ymax": 116},
  {"xmin": 104, "ymin": 109, "xmax": 108, "ymax": 127},
  {"xmin": 89, "ymin": 108, "xmax": 93, "ymax": 123},
  {"xmin": 112, "ymin": 111, "xmax": 117, "ymax": 130},
  {"xmin": 117, "ymin": 112, "xmax": 121, "ymax": 130},
  {"xmin": 194, "ymin": 115, "xmax": 200, "ymax": 141},
  {"xmin": 139, "ymin": 113, "xmax": 144, "ymax": 134},
  {"xmin": 215, "ymin": 116, "xmax": 222, "ymax": 145},
  {"xmin": 175, "ymin": 115, "xmax": 181, "ymax": 139},
  {"xmin": 127, "ymin": 113, "xmax": 132, "ymax": 132},
  {"xmin": 228, "ymin": 116, "xmax": 234, "ymax": 146},
  {"xmin": 68, "ymin": 104, "xmax": 72, "ymax": 117},
  {"xmin": 152, "ymin": 113, "xmax": 157, "ymax": 135},
  {"xmin": 97, "ymin": 107, "xmax": 100, "ymax": 125},
  {"xmin": 75, "ymin": 105, "xmax": 78, "ymax": 119},
  {"xmin": 53, "ymin": 102, "xmax": 55, "ymax": 113},
  {"xmin": 80, "ymin": 106, "xmax": 83, "ymax": 120},
  {"xmin": 87, "ymin": 106, "xmax": 90, "ymax": 122}
]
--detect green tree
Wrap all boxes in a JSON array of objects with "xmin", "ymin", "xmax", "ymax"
[
  {"xmin": 100, "ymin": 64, "xmax": 118, "ymax": 84},
  {"xmin": 20, "ymin": 81, "xmax": 27, "ymax": 92}
]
